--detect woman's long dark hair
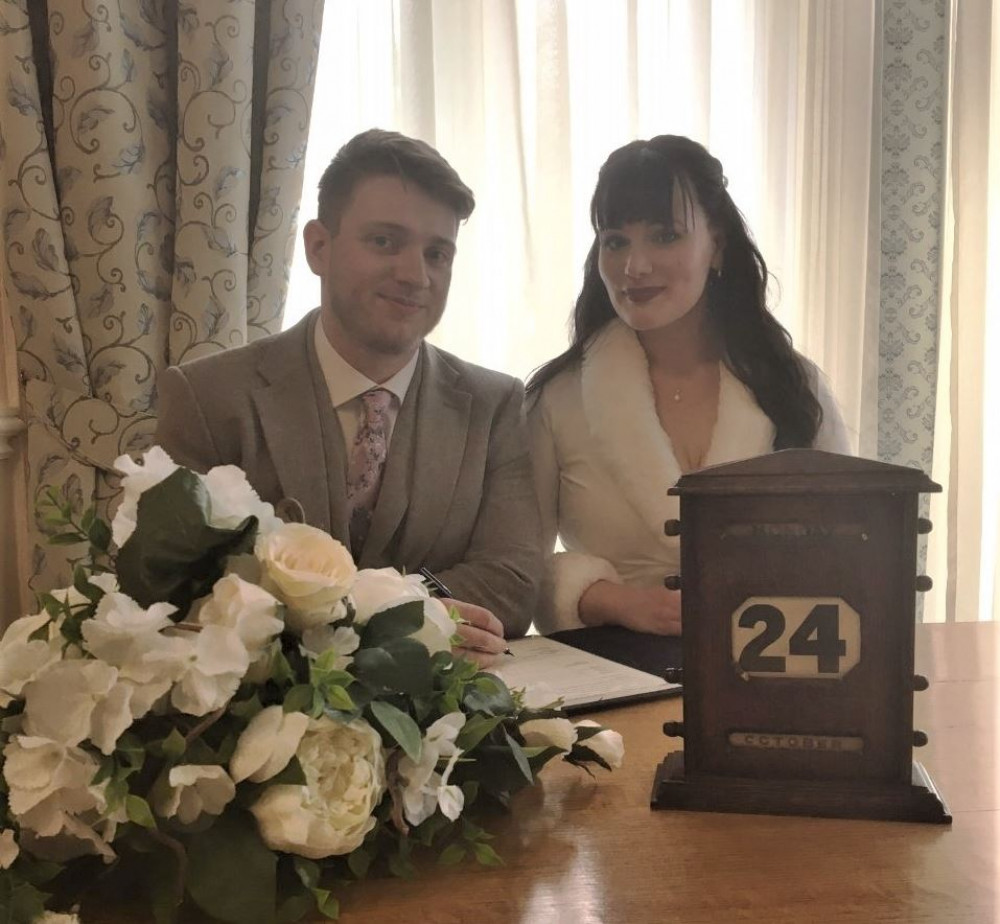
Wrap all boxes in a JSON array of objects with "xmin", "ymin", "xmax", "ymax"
[{"xmin": 525, "ymin": 135, "xmax": 822, "ymax": 449}]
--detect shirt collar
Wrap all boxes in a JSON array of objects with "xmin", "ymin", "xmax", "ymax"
[{"xmin": 313, "ymin": 316, "xmax": 418, "ymax": 408}]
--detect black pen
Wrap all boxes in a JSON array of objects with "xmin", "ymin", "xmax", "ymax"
[{"xmin": 418, "ymin": 567, "xmax": 513, "ymax": 656}]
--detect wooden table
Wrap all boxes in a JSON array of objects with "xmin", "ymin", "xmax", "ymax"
[{"xmin": 334, "ymin": 623, "xmax": 999, "ymax": 924}]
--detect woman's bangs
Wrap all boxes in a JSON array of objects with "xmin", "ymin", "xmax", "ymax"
[{"xmin": 592, "ymin": 154, "xmax": 688, "ymax": 231}]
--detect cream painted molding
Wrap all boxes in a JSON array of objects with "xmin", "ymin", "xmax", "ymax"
[{"xmin": 0, "ymin": 407, "xmax": 25, "ymax": 461}]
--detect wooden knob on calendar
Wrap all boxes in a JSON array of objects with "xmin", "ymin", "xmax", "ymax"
[
  {"xmin": 915, "ymin": 575, "xmax": 933, "ymax": 592},
  {"xmin": 662, "ymin": 722, "xmax": 684, "ymax": 738},
  {"xmin": 917, "ymin": 517, "xmax": 933, "ymax": 534},
  {"xmin": 663, "ymin": 668, "xmax": 684, "ymax": 684},
  {"xmin": 913, "ymin": 674, "xmax": 929, "ymax": 692},
  {"xmin": 664, "ymin": 519, "xmax": 681, "ymax": 536},
  {"xmin": 913, "ymin": 730, "xmax": 929, "ymax": 747},
  {"xmin": 663, "ymin": 575, "xmax": 681, "ymax": 591}
]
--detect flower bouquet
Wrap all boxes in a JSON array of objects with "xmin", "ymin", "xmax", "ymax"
[{"xmin": 0, "ymin": 449, "xmax": 622, "ymax": 923}]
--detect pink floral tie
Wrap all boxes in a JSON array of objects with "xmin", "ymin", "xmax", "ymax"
[{"xmin": 346, "ymin": 388, "xmax": 393, "ymax": 557}]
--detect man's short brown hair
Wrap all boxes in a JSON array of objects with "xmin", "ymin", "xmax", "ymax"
[{"xmin": 317, "ymin": 129, "xmax": 475, "ymax": 231}]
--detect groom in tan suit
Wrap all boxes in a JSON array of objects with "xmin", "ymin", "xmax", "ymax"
[{"xmin": 155, "ymin": 130, "xmax": 540, "ymax": 657}]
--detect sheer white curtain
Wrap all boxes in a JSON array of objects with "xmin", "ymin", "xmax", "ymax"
[
  {"xmin": 286, "ymin": 0, "xmax": 878, "ymax": 448},
  {"xmin": 925, "ymin": 0, "xmax": 1000, "ymax": 623}
]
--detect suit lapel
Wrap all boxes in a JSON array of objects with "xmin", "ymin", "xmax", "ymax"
[
  {"xmin": 253, "ymin": 312, "xmax": 338, "ymax": 535},
  {"xmin": 365, "ymin": 345, "xmax": 470, "ymax": 567}
]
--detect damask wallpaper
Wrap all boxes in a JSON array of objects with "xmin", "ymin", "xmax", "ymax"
[{"xmin": 879, "ymin": 0, "xmax": 946, "ymax": 472}]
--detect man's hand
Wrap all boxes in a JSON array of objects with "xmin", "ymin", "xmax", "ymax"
[
  {"xmin": 578, "ymin": 581, "xmax": 682, "ymax": 636},
  {"xmin": 441, "ymin": 598, "xmax": 507, "ymax": 668}
]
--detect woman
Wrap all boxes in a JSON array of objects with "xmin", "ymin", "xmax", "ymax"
[{"xmin": 527, "ymin": 135, "xmax": 850, "ymax": 635}]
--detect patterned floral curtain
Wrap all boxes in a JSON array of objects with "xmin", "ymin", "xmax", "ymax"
[{"xmin": 0, "ymin": 0, "xmax": 324, "ymax": 595}]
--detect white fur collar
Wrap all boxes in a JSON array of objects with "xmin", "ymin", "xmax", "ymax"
[{"xmin": 580, "ymin": 319, "xmax": 775, "ymax": 536}]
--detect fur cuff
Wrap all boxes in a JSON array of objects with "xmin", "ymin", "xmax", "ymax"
[{"xmin": 534, "ymin": 551, "xmax": 621, "ymax": 634}]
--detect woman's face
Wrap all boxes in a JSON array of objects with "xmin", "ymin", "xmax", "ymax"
[{"xmin": 597, "ymin": 186, "xmax": 722, "ymax": 332}]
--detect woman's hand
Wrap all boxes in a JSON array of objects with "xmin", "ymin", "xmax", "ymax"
[
  {"xmin": 443, "ymin": 598, "xmax": 507, "ymax": 668},
  {"xmin": 578, "ymin": 581, "xmax": 682, "ymax": 636}
]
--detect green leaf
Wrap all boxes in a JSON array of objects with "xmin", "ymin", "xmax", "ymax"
[
  {"xmin": 81, "ymin": 506, "xmax": 96, "ymax": 532},
  {"xmin": 268, "ymin": 756, "xmax": 307, "ymax": 787},
  {"xmin": 160, "ymin": 728, "xmax": 187, "ymax": 761},
  {"xmin": 503, "ymin": 729, "xmax": 534, "ymax": 784},
  {"xmin": 0, "ymin": 874, "xmax": 50, "ymax": 923},
  {"xmin": 347, "ymin": 846, "xmax": 372, "ymax": 880},
  {"xmin": 387, "ymin": 852, "xmax": 415, "ymax": 879},
  {"xmin": 229, "ymin": 692, "xmax": 263, "ymax": 721},
  {"xmin": 284, "ymin": 685, "xmax": 313, "ymax": 713},
  {"xmin": 88, "ymin": 516, "xmax": 112, "ymax": 553},
  {"xmin": 359, "ymin": 600, "xmax": 426, "ymax": 648},
  {"xmin": 462, "ymin": 674, "xmax": 516, "ymax": 715},
  {"xmin": 276, "ymin": 890, "xmax": 314, "ymax": 924},
  {"xmin": 115, "ymin": 469, "xmax": 258, "ymax": 612},
  {"xmin": 310, "ymin": 888, "xmax": 340, "ymax": 919},
  {"xmin": 186, "ymin": 809, "xmax": 277, "ymax": 924},
  {"xmin": 456, "ymin": 714, "xmax": 503, "ymax": 751},
  {"xmin": 368, "ymin": 700, "xmax": 422, "ymax": 762},
  {"xmin": 323, "ymin": 685, "xmax": 355, "ymax": 712},
  {"xmin": 271, "ymin": 650, "xmax": 295, "ymax": 686},
  {"xmin": 353, "ymin": 637, "xmax": 433, "ymax": 697},
  {"xmin": 125, "ymin": 794, "xmax": 157, "ymax": 829},
  {"xmin": 472, "ymin": 842, "xmax": 504, "ymax": 867},
  {"xmin": 292, "ymin": 857, "xmax": 320, "ymax": 890},
  {"xmin": 47, "ymin": 532, "xmax": 85, "ymax": 546},
  {"xmin": 437, "ymin": 843, "xmax": 466, "ymax": 866}
]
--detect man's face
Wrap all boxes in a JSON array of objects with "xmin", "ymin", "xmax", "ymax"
[{"xmin": 304, "ymin": 174, "xmax": 460, "ymax": 378}]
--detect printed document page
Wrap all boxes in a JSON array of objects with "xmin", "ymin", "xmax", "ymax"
[{"xmin": 493, "ymin": 636, "xmax": 681, "ymax": 713}]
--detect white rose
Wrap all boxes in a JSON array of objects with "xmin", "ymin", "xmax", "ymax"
[
  {"xmin": 153, "ymin": 765, "xmax": 235, "ymax": 825},
  {"xmin": 519, "ymin": 717, "xmax": 578, "ymax": 753},
  {"xmin": 112, "ymin": 446, "xmax": 180, "ymax": 547},
  {"xmin": 230, "ymin": 706, "xmax": 310, "ymax": 783},
  {"xmin": 256, "ymin": 523, "xmax": 356, "ymax": 630},
  {"xmin": 34, "ymin": 914, "xmax": 82, "ymax": 924},
  {"xmin": 0, "ymin": 613, "xmax": 61, "ymax": 707},
  {"xmin": 250, "ymin": 716, "xmax": 385, "ymax": 858},
  {"xmin": 574, "ymin": 720, "xmax": 625, "ymax": 769},
  {"xmin": 22, "ymin": 661, "xmax": 133, "ymax": 755},
  {"xmin": 397, "ymin": 712, "xmax": 466, "ymax": 827},
  {"xmin": 299, "ymin": 625, "xmax": 360, "ymax": 667},
  {"xmin": 0, "ymin": 829, "xmax": 18, "ymax": 869},
  {"xmin": 201, "ymin": 465, "xmax": 283, "ymax": 536},
  {"xmin": 165, "ymin": 625, "xmax": 250, "ymax": 717},
  {"xmin": 3, "ymin": 736, "xmax": 104, "ymax": 838},
  {"xmin": 350, "ymin": 568, "xmax": 454, "ymax": 654},
  {"xmin": 195, "ymin": 575, "xmax": 284, "ymax": 658}
]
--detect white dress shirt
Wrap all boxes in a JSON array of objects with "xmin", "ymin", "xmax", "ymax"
[{"xmin": 313, "ymin": 319, "xmax": 418, "ymax": 449}]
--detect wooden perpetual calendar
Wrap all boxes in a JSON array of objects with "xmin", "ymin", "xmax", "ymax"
[{"xmin": 652, "ymin": 449, "xmax": 951, "ymax": 823}]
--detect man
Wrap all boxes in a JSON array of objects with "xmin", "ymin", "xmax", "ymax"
[{"xmin": 156, "ymin": 129, "xmax": 540, "ymax": 659}]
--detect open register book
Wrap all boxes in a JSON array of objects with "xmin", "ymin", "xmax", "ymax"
[{"xmin": 492, "ymin": 635, "xmax": 681, "ymax": 714}]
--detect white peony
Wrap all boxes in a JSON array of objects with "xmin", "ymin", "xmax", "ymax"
[
  {"xmin": 153, "ymin": 765, "xmax": 236, "ymax": 825},
  {"xmin": 201, "ymin": 464, "xmax": 283, "ymax": 536},
  {"xmin": 164, "ymin": 625, "xmax": 250, "ymax": 717},
  {"xmin": 574, "ymin": 720, "xmax": 625, "ymax": 768},
  {"xmin": 22, "ymin": 660, "xmax": 133, "ymax": 755},
  {"xmin": 397, "ymin": 712, "xmax": 466, "ymax": 827},
  {"xmin": 195, "ymin": 574, "xmax": 284, "ymax": 658},
  {"xmin": 250, "ymin": 716, "xmax": 385, "ymax": 858},
  {"xmin": 230, "ymin": 706, "xmax": 310, "ymax": 783},
  {"xmin": 256, "ymin": 523, "xmax": 356, "ymax": 631},
  {"xmin": 3, "ymin": 736, "xmax": 105, "ymax": 840},
  {"xmin": 0, "ymin": 829, "xmax": 18, "ymax": 869},
  {"xmin": 0, "ymin": 613, "xmax": 62, "ymax": 707},
  {"xmin": 112, "ymin": 446, "xmax": 180, "ymax": 547},
  {"xmin": 519, "ymin": 717, "xmax": 578, "ymax": 753},
  {"xmin": 299, "ymin": 625, "xmax": 360, "ymax": 667},
  {"xmin": 350, "ymin": 568, "xmax": 455, "ymax": 654}
]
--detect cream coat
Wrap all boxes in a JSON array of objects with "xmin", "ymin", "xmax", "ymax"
[{"xmin": 528, "ymin": 319, "xmax": 852, "ymax": 633}]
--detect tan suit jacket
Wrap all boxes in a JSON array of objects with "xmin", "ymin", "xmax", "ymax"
[{"xmin": 155, "ymin": 310, "xmax": 540, "ymax": 636}]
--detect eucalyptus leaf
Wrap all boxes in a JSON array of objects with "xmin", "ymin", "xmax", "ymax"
[
  {"xmin": 437, "ymin": 843, "xmax": 467, "ymax": 867},
  {"xmin": 125, "ymin": 794, "xmax": 157, "ymax": 829},
  {"xmin": 455, "ymin": 714, "xmax": 503, "ymax": 751},
  {"xmin": 368, "ymin": 700, "xmax": 422, "ymax": 761}
]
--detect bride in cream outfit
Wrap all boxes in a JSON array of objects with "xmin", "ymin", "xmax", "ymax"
[{"xmin": 527, "ymin": 135, "xmax": 850, "ymax": 636}]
